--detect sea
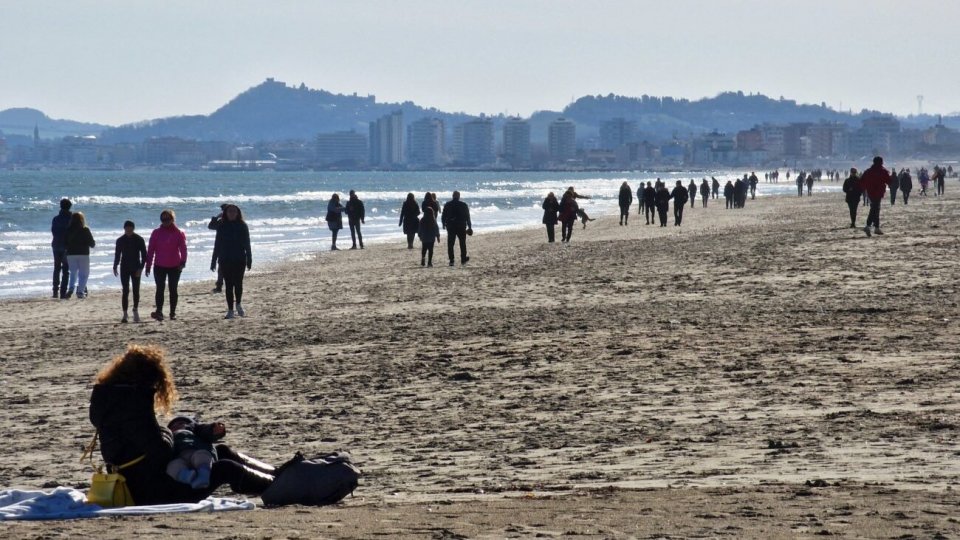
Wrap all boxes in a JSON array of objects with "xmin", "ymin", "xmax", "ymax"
[{"xmin": 0, "ymin": 170, "xmax": 842, "ymax": 298}]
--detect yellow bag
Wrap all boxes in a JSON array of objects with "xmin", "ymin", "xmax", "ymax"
[{"xmin": 81, "ymin": 431, "xmax": 143, "ymax": 507}]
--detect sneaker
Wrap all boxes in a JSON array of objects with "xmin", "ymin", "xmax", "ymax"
[
  {"xmin": 421, "ymin": 260, "xmax": 425, "ymax": 267},
  {"xmin": 863, "ymin": 226, "xmax": 872, "ymax": 238},
  {"xmin": 150, "ymin": 311, "xmax": 164, "ymax": 321},
  {"xmin": 462, "ymin": 256, "xmax": 470, "ymax": 266},
  {"xmin": 212, "ymin": 287, "xmax": 222, "ymax": 293},
  {"xmin": 132, "ymin": 309, "xmax": 141, "ymax": 323},
  {"xmin": 331, "ymin": 246, "xmax": 339, "ymax": 251},
  {"xmin": 350, "ymin": 245, "xmax": 357, "ymax": 250},
  {"xmin": 427, "ymin": 263, "xmax": 433, "ymax": 267},
  {"xmin": 449, "ymin": 261, "xmax": 455, "ymax": 267},
  {"xmin": 191, "ymin": 466, "xmax": 211, "ymax": 490},
  {"xmin": 236, "ymin": 304, "xmax": 245, "ymax": 317},
  {"xmin": 169, "ymin": 313, "xmax": 177, "ymax": 321},
  {"xmin": 52, "ymin": 291, "xmax": 59, "ymax": 299},
  {"xmin": 874, "ymin": 228, "xmax": 884, "ymax": 235},
  {"xmin": 121, "ymin": 312, "xmax": 128, "ymax": 323},
  {"xmin": 225, "ymin": 310, "xmax": 235, "ymax": 319}
]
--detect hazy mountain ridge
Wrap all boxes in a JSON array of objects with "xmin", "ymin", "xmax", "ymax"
[{"xmin": 0, "ymin": 108, "xmax": 109, "ymax": 139}]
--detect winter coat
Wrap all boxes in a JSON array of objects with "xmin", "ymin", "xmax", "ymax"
[
  {"xmin": 417, "ymin": 218, "xmax": 441, "ymax": 245},
  {"xmin": 900, "ymin": 172, "xmax": 913, "ymax": 192},
  {"xmin": 842, "ymin": 175, "xmax": 862, "ymax": 203},
  {"xmin": 724, "ymin": 183, "xmax": 735, "ymax": 198},
  {"xmin": 700, "ymin": 183, "xmax": 710, "ymax": 197},
  {"xmin": 65, "ymin": 225, "xmax": 95, "ymax": 256},
  {"xmin": 654, "ymin": 188, "xmax": 672, "ymax": 209},
  {"xmin": 618, "ymin": 185, "xmax": 633, "ymax": 208},
  {"xmin": 171, "ymin": 421, "xmax": 224, "ymax": 458},
  {"xmin": 146, "ymin": 225, "xmax": 187, "ymax": 271},
  {"xmin": 859, "ymin": 164, "xmax": 890, "ymax": 200},
  {"xmin": 441, "ymin": 199, "xmax": 472, "ymax": 230},
  {"xmin": 345, "ymin": 197, "xmax": 365, "ymax": 224},
  {"xmin": 89, "ymin": 384, "xmax": 200, "ymax": 505},
  {"xmin": 51, "ymin": 210, "xmax": 72, "ymax": 250},
  {"xmin": 326, "ymin": 200, "xmax": 344, "ymax": 231},
  {"xmin": 671, "ymin": 186, "xmax": 689, "ymax": 206},
  {"xmin": 558, "ymin": 197, "xmax": 579, "ymax": 223},
  {"xmin": 541, "ymin": 197, "xmax": 559, "ymax": 225},
  {"xmin": 399, "ymin": 200, "xmax": 421, "ymax": 235},
  {"xmin": 213, "ymin": 220, "xmax": 252, "ymax": 268},
  {"xmin": 643, "ymin": 186, "xmax": 656, "ymax": 205}
]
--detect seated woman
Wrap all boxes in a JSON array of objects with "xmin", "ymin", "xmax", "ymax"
[{"xmin": 89, "ymin": 344, "xmax": 276, "ymax": 504}]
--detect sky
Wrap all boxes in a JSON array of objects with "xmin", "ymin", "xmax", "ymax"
[{"xmin": 1, "ymin": 0, "xmax": 958, "ymax": 126}]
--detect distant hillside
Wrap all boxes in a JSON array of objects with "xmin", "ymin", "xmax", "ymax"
[
  {"xmin": 0, "ymin": 108, "xmax": 108, "ymax": 140},
  {"xmin": 100, "ymin": 79, "xmax": 478, "ymax": 144}
]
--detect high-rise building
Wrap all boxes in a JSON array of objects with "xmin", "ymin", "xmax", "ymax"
[
  {"xmin": 369, "ymin": 111, "xmax": 404, "ymax": 166},
  {"xmin": 599, "ymin": 117, "xmax": 636, "ymax": 150},
  {"xmin": 316, "ymin": 131, "xmax": 368, "ymax": 166},
  {"xmin": 455, "ymin": 117, "xmax": 495, "ymax": 166},
  {"xmin": 501, "ymin": 117, "xmax": 531, "ymax": 167},
  {"xmin": 548, "ymin": 118, "xmax": 577, "ymax": 162},
  {"xmin": 407, "ymin": 117, "xmax": 445, "ymax": 167}
]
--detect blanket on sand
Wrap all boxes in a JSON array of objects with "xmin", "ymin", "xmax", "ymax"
[{"xmin": 0, "ymin": 488, "xmax": 254, "ymax": 520}]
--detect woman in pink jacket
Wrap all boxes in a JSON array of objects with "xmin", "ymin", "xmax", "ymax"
[{"xmin": 145, "ymin": 209, "xmax": 188, "ymax": 321}]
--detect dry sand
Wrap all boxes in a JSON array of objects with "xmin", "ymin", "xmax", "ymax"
[{"xmin": 2, "ymin": 189, "xmax": 960, "ymax": 538}]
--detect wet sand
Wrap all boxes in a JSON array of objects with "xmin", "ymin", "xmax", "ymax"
[{"xmin": 2, "ymin": 189, "xmax": 960, "ymax": 538}]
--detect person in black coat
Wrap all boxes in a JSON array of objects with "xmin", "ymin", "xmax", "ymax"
[
  {"xmin": 842, "ymin": 168, "xmax": 862, "ymax": 228},
  {"xmin": 654, "ymin": 184, "xmax": 672, "ymax": 227},
  {"xmin": 558, "ymin": 191, "xmax": 579, "ymax": 241},
  {"xmin": 699, "ymin": 179, "xmax": 710, "ymax": 208},
  {"xmin": 618, "ymin": 182, "xmax": 632, "ymax": 225},
  {"xmin": 345, "ymin": 190, "xmax": 365, "ymax": 249},
  {"xmin": 417, "ymin": 207, "xmax": 441, "ymax": 266},
  {"xmin": 888, "ymin": 169, "xmax": 901, "ymax": 206},
  {"xmin": 541, "ymin": 192, "xmax": 559, "ymax": 242},
  {"xmin": 643, "ymin": 182, "xmax": 656, "ymax": 225},
  {"xmin": 899, "ymin": 169, "xmax": 913, "ymax": 205},
  {"xmin": 207, "ymin": 204, "xmax": 228, "ymax": 293},
  {"xmin": 711, "ymin": 177, "xmax": 720, "ymax": 199},
  {"xmin": 441, "ymin": 191, "xmax": 472, "ymax": 265},
  {"xmin": 724, "ymin": 180, "xmax": 735, "ymax": 209},
  {"xmin": 399, "ymin": 193, "xmax": 421, "ymax": 249},
  {"xmin": 326, "ymin": 194, "xmax": 345, "ymax": 251},
  {"xmin": 734, "ymin": 178, "xmax": 747, "ymax": 208},
  {"xmin": 687, "ymin": 179, "xmax": 697, "ymax": 209},
  {"xmin": 211, "ymin": 204, "xmax": 252, "ymax": 319},
  {"xmin": 671, "ymin": 181, "xmax": 689, "ymax": 226},
  {"xmin": 51, "ymin": 198, "xmax": 73, "ymax": 298},
  {"xmin": 113, "ymin": 220, "xmax": 147, "ymax": 323},
  {"xmin": 89, "ymin": 344, "xmax": 275, "ymax": 505}
]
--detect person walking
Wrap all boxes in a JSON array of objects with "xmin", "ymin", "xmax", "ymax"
[
  {"xmin": 65, "ymin": 212, "xmax": 95, "ymax": 299},
  {"xmin": 207, "ymin": 204, "xmax": 227, "ymax": 293},
  {"xmin": 541, "ymin": 192, "xmax": 559, "ymax": 242},
  {"xmin": 51, "ymin": 198, "xmax": 73, "ymax": 299},
  {"xmin": 842, "ymin": 168, "xmax": 862, "ymax": 228},
  {"xmin": 211, "ymin": 204, "xmax": 252, "ymax": 319},
  {"xmin": 417, "ymin": 207, "xmax": 441, "ymax": 267},
  {"xmin": 935, "ymin": 166, "xmax": 946, "ymax": 196},
  {"xmin": 113, "ymin": 220, "xmax": 147, "ymax": 323},
  {"xmin": 618, "ymin": 181, "xmax": 632, "ymax": 225},
  {"xmin": 805, "ymin": 173, "xmax": 814, "ymax": 196},
  {"xmin": 699, "ymin": 179, "xmax": 710, "ymax": 208},
  {"xmin": 888, "ymin": 168, "xmax": 901, "ymax": 205},
  {"xmin": 399, "ymin": 193, "xmax": 421, "ymax": 249},
  {"xmin": 749, "ymin": 172, "xmax": 759, "ymax": 199},
  {"xmin": 442, "ymin": 191, "xmax": 472, "ymax": 266},
  {"xmin": 724, "ymin": 180, "xmax": 735, "ymax": 209},
  {"xmin": 326, "ymin": 193, "xmax": 345, "ymax": 251},
  {"xmin": 643, "ymin": 181, "xmax": 656, "ymax": 225},
  {"xmin": 558, "ymin": 191, "xmax": 579, "ymax": 241},
  {"xmin": 671, "ymin": 181, "xmax": 689, "ymax": 226},
  {"xmin": 797, "ymin": 172, "xmax": 805, "ymax": 197},
  {"xmin": 711, "ymin": 177, "xmax": 720, "ymax": 199},
  {"xmin": 654, "ymin": 183, "xmax": 672, "ymax": 227},
  {"xmin": 145, "ymin": 209, "xmax": 187, "ymax": 321},
  {"xmin": 900, "ymin": 169, "xmax": 913, "ymax": 205},
  {"xmin": 345, "ymin": 190, "xmax": 365, "ymax": 249},
  {"xmin": 859, "ymin": 156, "xmax": 891, "ymax": 237}
]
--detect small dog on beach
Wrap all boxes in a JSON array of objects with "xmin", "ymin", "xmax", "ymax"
[{"xmin": 577, "ymin": 208, "xmax": 595, "ymax": 229}]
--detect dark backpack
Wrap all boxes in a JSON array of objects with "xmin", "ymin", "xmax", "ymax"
[{"xmin": 260, "ymin": 451, "xmax": 360, "ymax": 507}]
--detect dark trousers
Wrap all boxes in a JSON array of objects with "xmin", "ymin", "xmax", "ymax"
[
  {"xmin": 866, "ymin": 197, "xmax": 882, "ymax": 229},
  {"xmin": 619, "ymin": 204, "xmax": 629, "ymax": 224},
  {"xmin": 750, "ymin": 187, "xmax": 756, "ymax": 199},
  {"xmin": 702, "ymin": 195, "xmax": 708, "ymax": 207},
  {"xmin": 890, "ymin": 187, "xmax": 898, "ymax": 205},
  {"xmin": 221, "ymin": 261, "xmax": 245, "ymax": 309},
  {"xmin": 846, "ymin": 199, "xmax": 859, "ymax": 226},
  {"xmin": 689, "ymin": 197, "xmax": 695, "ymax": 208},
  {"xmin": 545, "ymin": 224, "xmax": 556, "ymax": 242},
  {"xmin": 120, "ymin": 267, "xmax": 141, "ymax": 311},
  {"xmin": 644, "ymin": 203, "xmax": 655, "ymax": 224},
  {"xmin": 657, "ymin": 205, "xmax": 668, "ymax": 226},
  {"xmin": 937, "ymin": 180, "xmax": 945, "ymax": 196},
  {"xmin": 349, "ymin": 221, "xmax": 363, "ymax": 248},
  {"xmin": 52, "ymin": 248, "xmax": 69, "ymax": 297},
  {"xmin": 421, "ymin": 242, "xmax": 435, "ymax": 265},
  {"xmin": 797, "ymin": 184, "xmax": 803, "ymax": 196},
  {"xmin": 215, "ymin": 267, "xmax": 223, "ymax": 290},
  {"xmin": 725, "ymin": 196, "xmax": 733, "ymax": 209},
  {"xmin": 674, "ymin": 203, "xmax": 685, "ymax": 226},
  {"xmin": 406, "ymin": 232, "xmax": 416, "ymax": 249},
  {"xmin": 902, "ymin": 190, "xmax": 911, "ymax": 205},
  {"xmin": 712, "ymin": 188, "xmax": 718, "ymax": 199},
  {"xmin": 447, "ymin": 227, "xmax": 467, "ymax": 262},
  {"xmin": 561, "ymin": 219, "xmax": 575, "ymax": 242},
  {"xmin": 154, "ymin": 266, "xmax": 182, "ymax": 316}
]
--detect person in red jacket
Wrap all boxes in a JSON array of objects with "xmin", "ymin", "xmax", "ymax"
[
  {"xmin": 145, "ymin": 209, "xmax": 188, "ymax": 320},
  {"xmin": 858, "ymin": 156, "xmax": 890, "ymax": 237}
]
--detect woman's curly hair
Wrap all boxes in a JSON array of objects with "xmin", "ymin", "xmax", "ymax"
[{"xmin": 95, "ymin": 344, "xmax": 179, "ymax": 414}]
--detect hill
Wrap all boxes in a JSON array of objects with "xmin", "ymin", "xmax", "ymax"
[{"xmin": 0, "ymin": 108, "xmax": 109, "ymax": 139}]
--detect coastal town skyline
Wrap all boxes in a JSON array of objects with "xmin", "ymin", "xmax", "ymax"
[{"xmin": 1, "ymin": 1, "xmax": 959, "ymax": 125}]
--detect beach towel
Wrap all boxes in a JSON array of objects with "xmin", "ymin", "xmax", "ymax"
[{"xmin": 0, "ymin": 487, "xmax": 255, "ymax": 520}]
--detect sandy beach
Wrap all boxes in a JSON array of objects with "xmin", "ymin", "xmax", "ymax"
[{"xmin": 2, "ymin": 189, "xmax": 960, "ymax": 538}]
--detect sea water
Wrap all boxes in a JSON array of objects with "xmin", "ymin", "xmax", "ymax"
[{"xmin": 0, "ymin": 170, "xmax": 840, "ymax": 298}]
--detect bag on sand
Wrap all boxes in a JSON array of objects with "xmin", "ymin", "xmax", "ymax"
[{"xmin": 261, "ymin": 451, "xmax": 360, "ymax": 507}]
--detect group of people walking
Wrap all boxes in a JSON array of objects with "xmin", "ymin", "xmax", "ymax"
[
  {"xmin": 50, "ymin": 199, "xmax": 251, "ymax": 322},
  {"xmin": 842, "ymin": 157, "xmax": 948, "ymax": 237}
]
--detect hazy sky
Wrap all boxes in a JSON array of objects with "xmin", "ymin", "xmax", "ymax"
[{"xmin": 1, "ymin": 1, "xmax": 957, "ymax": 126}]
